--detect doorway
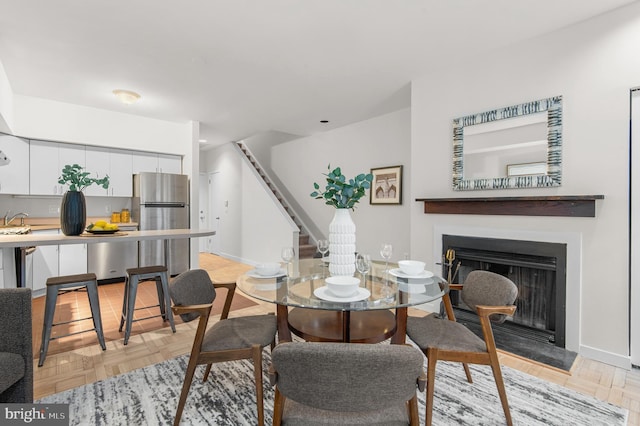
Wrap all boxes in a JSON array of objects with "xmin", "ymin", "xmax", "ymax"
[
  {"xmin": 197, "ymin": 172, "xmax": 221, "ymax": 254},
  {"xmin": 630, "ymin": 88, "xmax": 640, "ymax": 365}
]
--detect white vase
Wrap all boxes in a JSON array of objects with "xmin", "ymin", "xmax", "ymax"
[{"xmin": 328, "ymin": 209, "xmax": 356, "ymax": 276}]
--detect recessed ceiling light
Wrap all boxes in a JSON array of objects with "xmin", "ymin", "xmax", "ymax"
[
  {"xmin": 199, "ymin": 139, "xmax": 207, "ymax": 143},
  {"xmin": 112, "ymin": 89, "xmax": 141, "ymax": 105}
]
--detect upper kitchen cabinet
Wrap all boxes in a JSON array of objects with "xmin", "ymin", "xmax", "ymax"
[
  {"xmin": 0, "ymin": 134, "xmax": 30, "ymax": 194},
  {"xmin": 158, "ymin": 154, "xmax": 182, "ymax": 174},
  {"xmin": 85, "ymin": 147, "xmax": 133, "ymax": 197},
  {"xmin": 132, "ymin": 152, "xmax": 182, "ymax": 175},
  {"xmin": 30, "ymin": 140, "xmax": 85, "ymax": 195}
]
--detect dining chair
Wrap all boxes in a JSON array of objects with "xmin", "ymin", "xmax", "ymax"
[
  {"xmin": 406, "ymin": 270, "xmax": 518, "ymax": 426},
  {"xmin": 269, "ymin": 341, "xmax": 426, "ymax": 425},
  {"xmin": 168, "ymin": 269, "xmax": 277, "ymax": 426}
]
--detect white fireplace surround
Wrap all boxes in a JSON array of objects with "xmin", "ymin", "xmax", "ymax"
[{"xmin": 430, "ymin": 224, "xmax": 581, "ymax": 353}]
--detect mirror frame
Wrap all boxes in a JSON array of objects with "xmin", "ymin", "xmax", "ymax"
[{"xmin": 452, "ymin": 95, "xmax": 563, "ymax": 191}]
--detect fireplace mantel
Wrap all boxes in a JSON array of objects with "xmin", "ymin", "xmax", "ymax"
[{"xmin": 416, "ymin": 195, "xmax": 604, "ymax": 217}]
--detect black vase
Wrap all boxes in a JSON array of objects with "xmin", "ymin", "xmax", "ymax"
[{"xmin": 60, "ymin": 191, "xmax": 87, "ymax": 236}]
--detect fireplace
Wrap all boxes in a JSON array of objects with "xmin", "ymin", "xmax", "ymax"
[{"xmin": 443, "ymin": 234, "xmax": 567, "ymax": 348}]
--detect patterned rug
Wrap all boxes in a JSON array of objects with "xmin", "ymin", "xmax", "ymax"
[{"xmin": 38, "ymin": 347, "xmax": 627, "ymax": 426}]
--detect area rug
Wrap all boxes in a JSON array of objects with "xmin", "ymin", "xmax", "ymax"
[{"xmin": 38, "ymin": 349, "xmax": 627, "ymax": 425}]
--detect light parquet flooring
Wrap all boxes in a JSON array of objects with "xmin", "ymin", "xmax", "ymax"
[{"xmin": 33, "ymin": 254, "xmax": 640, "ymax": 425}]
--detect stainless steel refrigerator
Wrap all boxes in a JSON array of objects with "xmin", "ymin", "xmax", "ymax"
[{"xmin": 132, "ymin": 172, "xmax": 190, "ymax": 275}]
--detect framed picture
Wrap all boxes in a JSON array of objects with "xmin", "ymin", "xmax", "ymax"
[{"xmin": 370, "ymin": 165, "xmax": 403, "ymax": 205}]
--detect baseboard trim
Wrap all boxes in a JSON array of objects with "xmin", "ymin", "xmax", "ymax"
[{"xmin": 579, "ymin": 344, "xmax": 631, "ymax": 370}]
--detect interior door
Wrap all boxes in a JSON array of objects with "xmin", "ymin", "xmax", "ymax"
[
  {"xmin": 198, "ymin": 173, "xmax": 209, "ymax": 253},
  {"xmin": 631, "ymin": 89, "xmax": 640, "ymax": 365},
  {"xmin": 209, "ymin": 172, "xmax": 221, "ymax": 254}
]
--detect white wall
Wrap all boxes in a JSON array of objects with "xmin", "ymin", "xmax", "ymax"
[
  {"xmin": 201, "ymin": 142, "xmax": 294, "ymax": 265},
  {"xmin": 411, "ymin": 3, "xmax": 640, "ymax": 367},
  {"xmin": 0, "ymin": 60, "xmax": 14, "ymax": 133},
  {"xmin": 271, "ymin": 108, "xmax": 412, "ymax": 260}
]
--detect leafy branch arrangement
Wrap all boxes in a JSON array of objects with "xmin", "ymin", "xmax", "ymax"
[
  {"xmin": 58, "ymin": 164, "xmax": 110, "ymax": 192},
  {"xmin": 310, "ymin": 165, "xmax": 373, "ymax": 210}
]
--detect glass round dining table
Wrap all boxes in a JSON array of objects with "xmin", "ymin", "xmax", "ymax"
[{"xmin": 236, "ymin": 258, "xmax": 446, "ymax": 344}]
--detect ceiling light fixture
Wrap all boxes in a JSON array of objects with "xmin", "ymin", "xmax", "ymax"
[{"xmin": 112, "ymin": 89, "xmax": 141, "ymax": 105}]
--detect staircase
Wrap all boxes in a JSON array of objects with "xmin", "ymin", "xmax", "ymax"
[{"xmin": 237, "ymin": 142, "xmax": 317, "ymax": 259}]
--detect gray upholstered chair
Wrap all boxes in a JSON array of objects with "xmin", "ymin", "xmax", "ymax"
[
  {"xmin": 168, "ymin": 269, "xmax": 277, "ymax": 426},
  {"xmin": 269, "ymin": 342, "xmax": 426, "ymax": 425},
  {"xmin": 406, "ymin": 270, "xmax": 518, "ymax": 426},
  {"xmin": 0, "ymin": 288, "xmax": 33, "ymax": 402}
]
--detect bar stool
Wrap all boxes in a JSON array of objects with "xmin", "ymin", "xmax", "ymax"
[
  {"xmin": 39, "ymin": 273, "xmax": 106, "ymax": 367},
  {"xmin": 119, "ymin": 265, "xmax": 176, "ymax": 345}
]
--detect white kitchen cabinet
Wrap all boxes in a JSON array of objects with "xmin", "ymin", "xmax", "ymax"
[
  {"xmin": 0, "ymin": 134, "xmax": 30, "ymax": 194},
  {"xmin": 85, "ymin": 147, "xmax": 133, "ymax": 197},
  {"xmin": 133, "ymin": 152, "xmax": 182, "ymax": 175},
  {"xmin": 31, "ymin": 230, "xmax": 58, "ymax": 292},
  {"xmin": 59, "ymin": 243, "xmax": 87, "ymax": 276},
  {"xmin": 132, "ymin": 152, "xmax": 159, "ymax": 174},
  {"xmin": 30, "ymin": 140, "xmax": 86, "ymax": 195},
  {"xmin": 158, "ymin": 154, "xmax": 182, "ymax": 174}
]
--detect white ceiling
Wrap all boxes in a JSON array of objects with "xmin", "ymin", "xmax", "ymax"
[{"xmin": 0, "ymin": 1, "xmax": 636, "ymax": 148}]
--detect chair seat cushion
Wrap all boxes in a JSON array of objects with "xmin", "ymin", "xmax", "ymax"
[
  {"xmin": 281, "ymin": 398, "xmax": 409, "ymax": 425},
  {"xmin": 202, "ymin": 315, "xmax": 277, "ymax": 351},
  {"xmin": 0, "ymin": 352, "xmax": 25, "ymax": 393},
  {"xmin": 406, "ymin": 314, "xmax": 486, "ymax": 353}
]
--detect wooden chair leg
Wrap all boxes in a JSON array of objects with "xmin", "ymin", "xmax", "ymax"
[
  {"xmin": 408, "ymin": 395, "xmax": 420, "ymax": 425},
  {"xmin": 174, "ymin": 358, "xmax": 199, "ymax": 426},
  {"xmin": 463, "ymin": 363, "xmax": 473, "ymax": 383},
  {"xmin": 272, "ymin": 388, "xmax": 285, "ymax": 426},
  {"xmin": 489, "ymin": 357, "xmax": 513, "ymax": 426},
  {"xmin": 202, "ymin": 364, "xmax": 212, "ymax": 382},
  {"xmin": 425, "ymin": 347, "xmax": 438, "ymax": 426},
  {"xmin": 252, "ymin": 344, "xmax": 264, "ymax": 426}
]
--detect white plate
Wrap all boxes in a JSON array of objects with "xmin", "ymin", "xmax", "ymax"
[
  {"xmin": 246, "ymin": 269, "xmax": 286, "ymax": 279},
  {"xmin": 314, "ymin": 286, "xmax": 371, "ymax": 302},
  {"xmin": 389, "ymin": 268, "xmax": 434, "ymax": 279}
]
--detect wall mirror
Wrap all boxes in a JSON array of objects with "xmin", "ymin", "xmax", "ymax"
[{"xmin": 452, "ymin": 96, "xmax": 562, "ymax": 191}]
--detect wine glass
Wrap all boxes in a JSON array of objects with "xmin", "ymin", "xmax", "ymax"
[
  {"xmin": 356, "ymin": 253, "xmax": 371, "ymax": 282},
  {"xmin": 281, "ymin": 247, "xmax": 295, "ymax": 276},
  {"xmin": 317, "ymin": 239, "xmax": 329, "ymax": 261},
  {"xmin": 380, "ymin": 243, "xmax": 393, "ymax": 273}
]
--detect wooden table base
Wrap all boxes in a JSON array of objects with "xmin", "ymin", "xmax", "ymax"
[{"xmin": 287, "ymin": 308, "xmax": 397, "ymax": 343}]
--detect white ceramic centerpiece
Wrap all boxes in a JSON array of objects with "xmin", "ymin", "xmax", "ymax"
[{"xmin": 310, "ymin": 165, "xmax": 373, "ymax": 277}]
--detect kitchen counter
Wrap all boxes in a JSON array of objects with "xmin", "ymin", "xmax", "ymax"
[
  {"xmin": 18, "ymin": 217, "xmax": 138, "ymax": 232},
  {"xmin": 0, "ymin": 228, "xmax": 214, "ymax": 248},
  {"xmin": 2, "ymin": 228, "xmax": 216, "ymax": 288}
]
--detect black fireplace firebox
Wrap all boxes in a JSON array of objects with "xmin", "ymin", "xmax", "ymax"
[{"xmin": 442, "ymin": 235, "xmax": 567, "ymax": 348}]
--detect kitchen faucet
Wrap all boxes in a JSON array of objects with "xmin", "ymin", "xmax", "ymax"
[{"xmin": 3, "ymin": 211, "xmax": 29, "ymax": 226}]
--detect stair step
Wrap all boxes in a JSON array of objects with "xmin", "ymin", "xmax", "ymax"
[{"xmin": 299, "ymin": 244, "xmax": 317, "ymax": 259}]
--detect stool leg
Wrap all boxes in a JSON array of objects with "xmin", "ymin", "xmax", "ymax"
[
  {"xmin": 160, "ymin": 272, "xmax": 176, "ymax": 333},
  {"xmin": 39, "ymin": 286, "xmax": 58, "ymax": 367},
  {"xmin": 154, "ymin": 277, "xmax": 166, "ymax": 320},
  {"xmin": 119, "ymin": 275, "xmax": 129, "ymax": 332},
  {"xmin": 124, "ymin": 274, "xmax": 139, "ymax": 345},
  {"xmin": 86, "ymin": 281, "xmax": 106, "ymax": 350}
]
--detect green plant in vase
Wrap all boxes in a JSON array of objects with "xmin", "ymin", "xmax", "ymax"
[
  {"xmin": 310, "ymin": 165, "xmax": 373, "ymax": 277},
  {"xmin": 58, "ymin": 164, "xmax": 110, "ymax": 191},
  {"xmin": 58, "ymin": 164, "xmax": 110, "ymax": 236},
  {"xmin": 310, "ymin": 165, "xmax": 373, "ymax": 210}
]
